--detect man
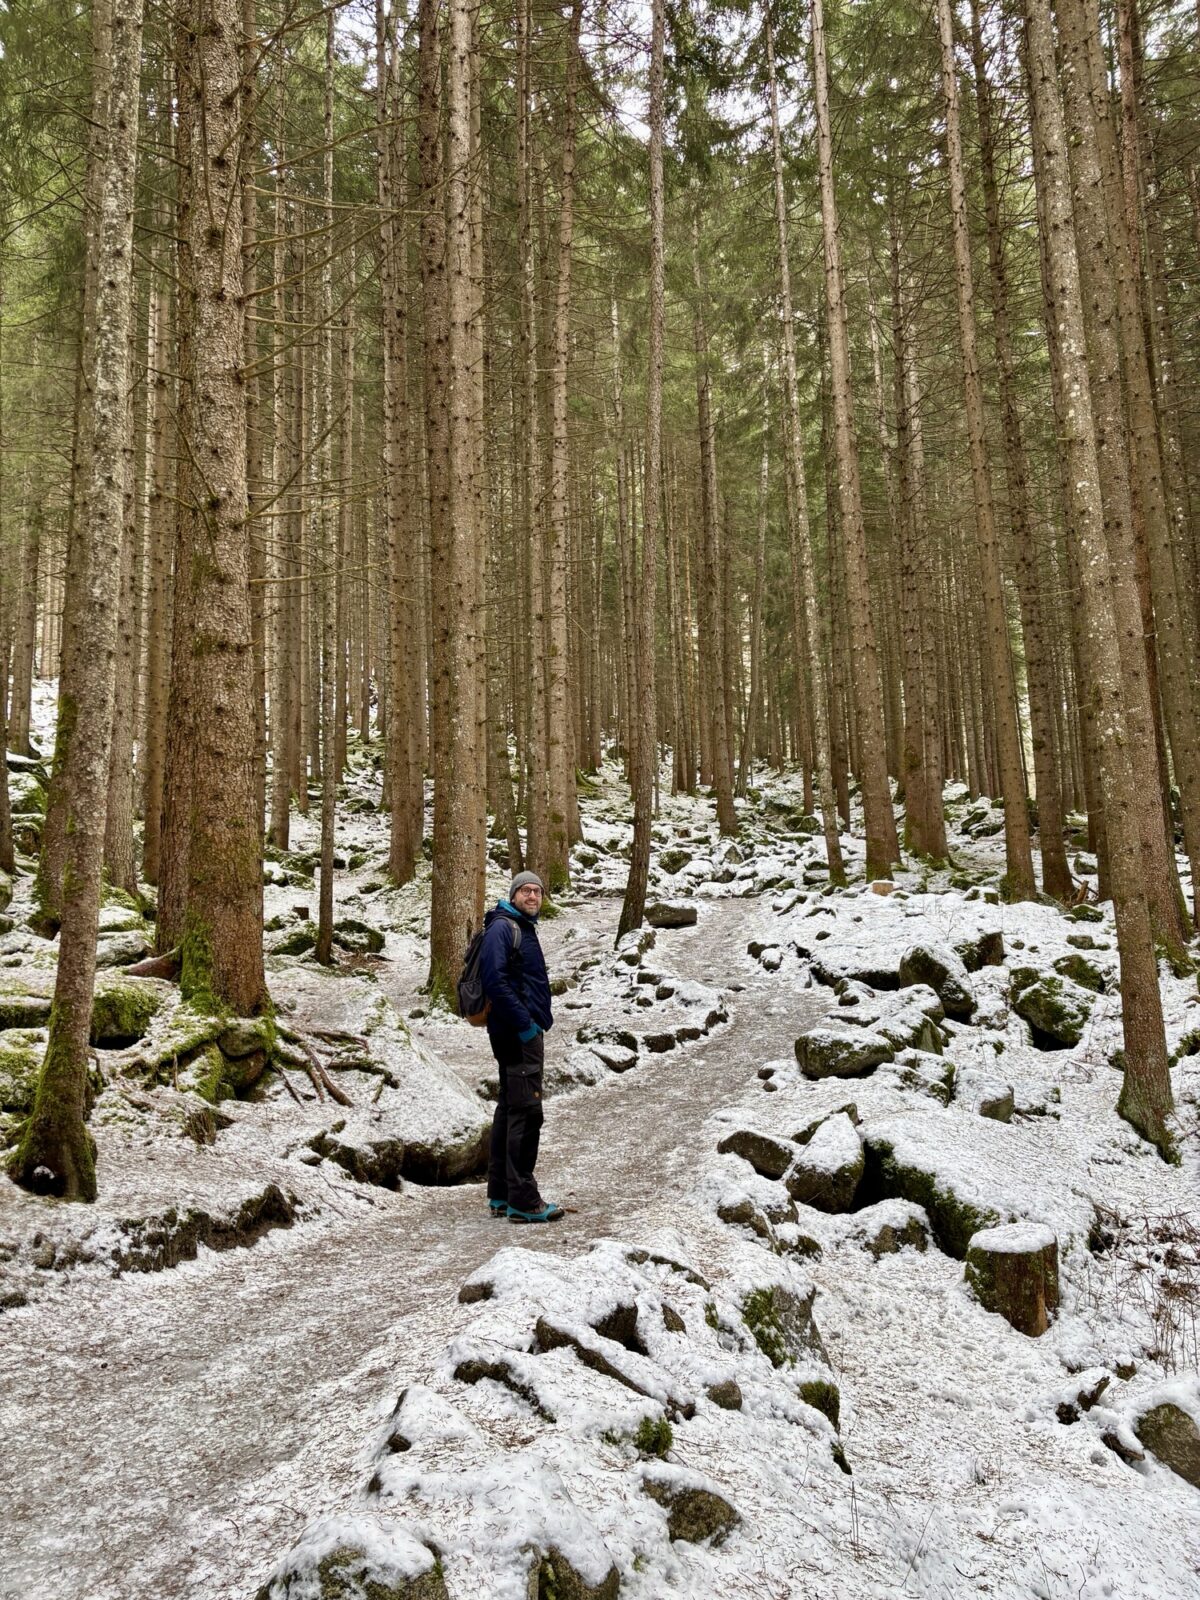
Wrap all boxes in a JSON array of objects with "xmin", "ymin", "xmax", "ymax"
[{"xmin": 479, "ymin": 871, "xmax": 564, "ymax": 1223}]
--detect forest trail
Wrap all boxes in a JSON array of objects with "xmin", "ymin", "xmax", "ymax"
[{"xmin": 0, "ymin": 897, "xmax": 828, "ymax": 1600}]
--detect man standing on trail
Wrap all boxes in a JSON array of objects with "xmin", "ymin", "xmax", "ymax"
[{"xmin": 480, "ymin": 871, "xmax": 564, "ymax": 1224}]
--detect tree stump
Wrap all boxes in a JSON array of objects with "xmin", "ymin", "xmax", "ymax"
[{"xmin": 965, "ymin": 1222, "xmax": 1059, "ymax": 1336}]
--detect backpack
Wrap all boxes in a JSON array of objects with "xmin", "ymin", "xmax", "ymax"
[{"xmin": 458, "ymin": 920, "xmax": 522, "ymax": 1025}]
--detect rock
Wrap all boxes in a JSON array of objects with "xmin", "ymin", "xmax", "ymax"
[
  {"xmin": 588, "ymin": 1042, "xmax": 638, "ymax": 1073},
  {"xmin": 644, "ymin": 902, "xmax": 697, "ymax": 929},
  {"xmin": 716, "ymin": 1128, "xmax": 795, "ymax": 1180},
  {"xmin": 784, "ymin": 1113, "xmax": 864, "ymax": 1212},
  {"xmin": 716, "ymin": 1193, "xmax": 796, "ymax": 1242},
  {"xmin": 740, "ymin": 1281, "xmax": 827, "ymax": 1368},
  {"xmin": 259, "ymin": 1532, "xmax": 449, "ymax": 1600},
  {"xmin": 705, "ymin": 1379, "xmax": 742, "ymax": 1411},
  {"xmin": 954, "ymin": 1067, "xmax": 1014, "ymax": 1122},
  {"xmin": 1052, "ymin": 952, "xmax": 1107, "ymax": 993},
  {"xmin": 898, "ymin": 942, "xmax": 975, "ymax": 1020},
  {"xmin": 332, "ymin": 918, "xmax": 385, "ymax": 954},
  {"xmin": 809, "ymin": 950, "xmax": 902, "ymax": 991},
  {"xmin": 534, "ymin": 1316, "xmax": 694, "ymax": 1420},
  {"xmin": 271, "ymin": 924, "xmax": 317, "ymax": 956},
  {"xmin": 642, "ymin": 1470, "xmax": 740, "ymax": 1546},
  {"xmin": 95, "ymin": 930, "xmax": 151, "ymax": 968},
  {"xmin": 861, "ymin": 1137, "xmax": 1001, "ymax": 1258},
  {"xmin": 853, "ymin": 1200, "xmax": 930, "ymax": 1259},
  {"xmin": 659, "ymin": 848, "xmax": 693, "ymax": 875},
  {"xmin": 954, "ymin": 930, "xmax": 1005, "ymax": 972},
  {"xmin": 0, "ymin": 869, "xmax": 12, "ymax": 914},
  {"xmin": 794, "ymin": 1024, "xmax": 893, "ymax": 1079},
  {"xmin": 533, "ymin": 1549, "xmax": 619, "ymax": 1600},
  {"xmin": 878, "ymin": 1048, "xmax": 955, "ymax": 1105},
  {"xmin": 0, "ymin": 1028, "xmax": 45, "ymax": 1112},
  {"xmin": 1134, "ymin": 1402, "xmax": 1200, "ymax": 1489},
  {"xmin": 90, "ymin": 979, "xmax": 162, "ymax": 1047},
  {"xmin": 642, "ymin": 1031, "xmax": 677, "ymax": 1053},
  {"xmin": 965, "ymin": 1222, "xmax": 1059, "ymax": 1336},
  {"xmin": 219, "ymin": 1017, "xmax": 276, "ymax": 1059},
  {"xmin": 1010, "ymin": 970, "xmax": 1093, "ymax": 1049},
  {"xmin": 0, "ymin": 990, "xmax": 50, "ymax": 1031},
  {"xmin": 868, "ymin": 880, "xmax": 895, "ymax": 896},
  {"xmin": 1067, "ymin": 903, "xmax": 1105, "ymax": 923},
  {"xmin": 577, "ymin": 1025, "xmax": 638, "ymax": 1053},
  {"xmin": 310, "ymin": 1116, "xmax": 488, "ymax": 1187}
]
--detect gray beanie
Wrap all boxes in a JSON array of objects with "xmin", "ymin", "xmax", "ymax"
[{"xmin": 509, "ymin": 870, "xmax": 545, "ymax": 900}]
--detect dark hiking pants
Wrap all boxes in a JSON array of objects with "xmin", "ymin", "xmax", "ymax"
[{"xmin": 487, "ymin": 1031, "xmax": 544, "ymax": 1213}]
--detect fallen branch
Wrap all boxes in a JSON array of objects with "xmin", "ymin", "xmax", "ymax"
[{"xmin": 277, "ymin": 1024, "xmax": 354, "ymax": 1107}]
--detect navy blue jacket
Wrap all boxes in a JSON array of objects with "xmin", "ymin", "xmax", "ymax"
[{"xmin": 480, "ymin": 900, "xmax": 553, "ymax": 1043}]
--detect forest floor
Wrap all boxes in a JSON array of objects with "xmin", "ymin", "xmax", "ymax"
[{"xmin": 2, "ymin": 714, "xmax": 1200, "ymax": 1600}]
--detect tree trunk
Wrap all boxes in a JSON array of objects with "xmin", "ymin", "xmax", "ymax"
[
  {"xmin": 935, "ymin": 0, "xmax": 1034, "ymax": 899},
  {"xmin": 1023, "ymin": 0, "xmax": 1173, "ymax": 1155},
  {"xmin": 175, "ymin": 0, "xmax": 266, "ymax": 1016},
  {"xmin": 765, "ymin": 12, "xmax": 843, "ymax": 881},
  {"xmin": 9, "ymin": 0, "xmax": 144, "ymax": 1200},
  {"xmin": 617, "ymin": 0, "xmax": 664, "ymax": 941},
  {"xmin": 810, "ymin": 0, "xmax": 898, "ymax": 879}
]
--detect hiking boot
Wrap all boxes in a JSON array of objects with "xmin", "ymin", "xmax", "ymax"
[
  {"xmin": 488, "ymin": 1198, "xmax": 508, "ymax": 1218},
  {"xmin": 507, "ymin": 1201, "xmax": 565, "ymax": 1224}
]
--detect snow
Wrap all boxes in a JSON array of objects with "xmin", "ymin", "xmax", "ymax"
[
  {"xmin": 968, "ymin": 1220, "xmax": 1058, "ymax": 1254},
  {"xmin": 2, "ymin": 727, "xmax": 1199, "ymax": 1598}
]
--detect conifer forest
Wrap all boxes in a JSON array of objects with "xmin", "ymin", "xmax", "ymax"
[{"xmin": 1, "ymin": 1, "xmax": 1199, "ymax": 1597}]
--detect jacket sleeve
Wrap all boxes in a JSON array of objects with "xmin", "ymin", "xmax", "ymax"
[{"xmin": 479, "ymin": 921, "xmax": 531, "ymax": 1035}]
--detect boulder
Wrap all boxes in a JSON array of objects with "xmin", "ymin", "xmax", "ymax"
[
  {"xmin": 532, "ymin": 1549, "xmax": 620, "ymax": 1600},
  {"xmin": 1052, "ymin": 952, "xmax": 1107, "ymax": 993},
  {"xmin": 332, "ymin": 918, "xmax": 385, "ymax": 954},
  {"xmin": 740, "ymin": 1281, "xmax": 828, "ymax": 1368},
  {"xmin": 0, "ymin": 1027, "xmax": 45, "ymax": 1112},
  {"xmin": 784, "ymin": 1113, "xmax": 863, "ymax": 1213},
  {"xmin": 954, "ymin": 929, "xmax": 1005, "ymax": 972},
  {"xmin": 642, "ymin": 1469, "xmax": 739, "ymax": 1547},
  {"xmin": 810, "ymin": 949, "xmax": 903, "ymax": 991},
  {"xmin": 659, "ymin": 848, "xmax": 692, "ymax": 875},
  {"xmin": 257, "ymin": 1528, "xmax": 448, "ymax": 1600},
  {"xmin": 270, "ymin": 924, "xmax": 317, "ymax": 956},
  {"xmin": 90, "ymin": 979, "xmax": 162, "ymax": 1047},
  {"xmin": 853, "ymin": 1200, "xmax": 930, "ymax": 1259},
  {"xmin": 1134, "ymin": 1402, "xmax": 1200, "ymax": 1489},
  {"xmin": 1010, "ymin": 970, "xmax": 1093, "ymax": 1049},
  {"xmin": 95, "ymin": 930, "xmax": 151, "ymax": 968},
  {"xmin": 588, "ymin": 1042, "xmax": 638, "ymax": 1074},
  {"xmin": 644, "ymin": 902, "xmax": 697, "ymax": 929},
  {"xmin": 794, "ymin": 1024, "xmax": 893, "ymax": 1079},
  {"xmin": 705, "ymin": 1379, "xmax": 742, "ymax": 1411},
  {"xmin": 0, "ymin": 991, "xmax": 53, "ymax": 1031},
  {"xmin": 898, "ymin": 942, "xmax": 975, "ymax": 1020},
  {"xmin": 965, "ymin": 1222, "xmax": 1059, "ymax": 1336},
  {"xmin": 716, "ymin": 1128, "xmax": 795, "ymax": 1180},
  {"xmin": 860, "ymin": 1136, "xmax": 1001, "ymax": 1258}
]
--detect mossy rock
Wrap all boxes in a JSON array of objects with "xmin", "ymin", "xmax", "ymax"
[
  {"xmin": 272, "ymin": 924, "xmax": 317, "ymax": 956},
  {"xmin": 333, "ymin": 918, "xmax": 385, "ymax": 954},
  {"xmin": 659, "ymin": 848, "xmax": 693, "ymax": 875},
  {"xmin": 0, "ymin": 869, "xmax": 12, "ymax": 915},
  {"xmin": 1134, "ymin": 1403, "xmax": 1200, "ymax": 1489},
  {"xmin": 179, "ymin": 1043, "xmax": 232, "ymax": 1104},
  {"xmin": 1052, "ymin": 953, "xmax": 1106, "ymax": 993},
  {"xmin": 794, "ymin": 1025, "xmax": 893, "ymax": 1079},
  {"xmin": 91, "ymin": 980, "xmax": 162, "ymax": 1047},
  {"xmin": 0, "ymin": 1027, "xmax": 46, "ymax": 1112},
  {"xmin": 535, "ymin": 1549, "xmax": 620, "ymax": 1600},
  {"xmin": 642, "ymin": 1474, "xmax": 740, "ymax": 1547},
  {"xmin": 965, "ymin": 1222, "xmax": 1059, "ymax": 1337},
  {"xmin": 9, "ymin": 774, "xmax": 47, "ymax": 816},
  {"xmin": 740, "ymin": 1282, "xmax": 826, "ymax": 1368},
  {"xmin": 0, "ymin": 990, "xmax": 52, "ymax": 1030},
  {"xmin": 1067, "ymin": 903, "xmax": 1104, "ymax": 924},
  {"xmin": 716, "ymin": 1127, "xmax": 795, "ymax": 1180},
  {"xmin": 898, "ymin": 943, "xmax": 975, "ymax": 1020},
  {"xmin": 1010, "ymin": 971, "xmax": 1092, "ymax": 1049},
  {"xmin": 292, "ymin": 1543, "xmax": 448, "ymax": 1600},
  {"xmin": 860, "ymin": 1137, "xmax": 1001, "ymax": 1259}
]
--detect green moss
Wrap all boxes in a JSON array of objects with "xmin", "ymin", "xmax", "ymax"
[
  {"xmin": 90, "ymin": 980, "xmax": 161, "ymax": 1046},
  {"xmin": 5, "ymin": 998, "xmax": 97, "ymax": 1201},
  {"xmin": 545, "ymin": 859, "xmax": 569, "ymax": 893},
  {"xmin": 273, "ymin": 924, "xmax": 316, "ymax": 956},
  {"xmin": 704, "ymin": 1300, "xmax": 719, "ymax": 1331},
  {"xmin": 798, "ymin": 1378, "xmax": 841, "ymax": 1429},
  {"xmin": 0, "ymin": 1028, "xmax": 46, "ymax": 1112},
  {"xmin": 179, "ymin": 1042, "xmax": 230, "ymax": 1105},
  {"xmin": 741, "ymin": 1287, "xmax": 794, "ymax": 1369},
  {"xmin": 634, "ymin": 1416, "xmax": 673, "ymax": 1458},
  {"xmin": 180, "ymin": 915, "xmax": 223, "ymax": 1017},
  {"xmin": 1053, "ymin": 953, "xmax": 1105, "ymax": 993},
  {"xmin": 865, "ymin": 1139, "xmax": 1001, "ymax": 1259}
]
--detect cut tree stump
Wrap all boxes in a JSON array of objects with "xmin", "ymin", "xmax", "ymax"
[{"xmin": 964, "ymin": 1222, "xmax": 1059, "ymax": 1336}]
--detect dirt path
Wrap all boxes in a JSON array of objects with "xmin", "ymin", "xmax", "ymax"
[{"xmin": 0, "ymin": 897, "xmax": 826, "ymax": 1600}]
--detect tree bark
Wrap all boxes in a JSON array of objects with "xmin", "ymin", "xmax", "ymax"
[{"xmin": 9, "ymin": 0, "xmax": 144, "ymax": 1200}]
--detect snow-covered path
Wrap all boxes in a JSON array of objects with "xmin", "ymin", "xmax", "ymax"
[{"xmin": 0, "ymin": 896, "xmax": 826, "ymax": 1600}]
